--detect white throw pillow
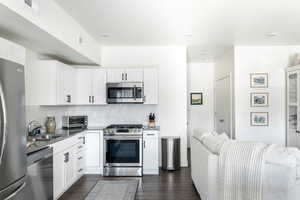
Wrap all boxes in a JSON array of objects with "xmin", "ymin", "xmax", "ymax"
[
  {"xmin": 193, "ymin": 129, "xmax": 213, "ymax": 142},
  {"xmin": 202, "ymin": 133, "xmax": 230, "ymax": 155}
]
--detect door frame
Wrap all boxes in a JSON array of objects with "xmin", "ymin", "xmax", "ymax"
[{"xmin": 214, "ymin": 73, "xmax": 233, "ymax": 138}]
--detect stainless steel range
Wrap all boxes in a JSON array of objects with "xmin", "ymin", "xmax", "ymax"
[{"xmin": 103, "ymin": 124, "xmax": 143, "ymax": 177}]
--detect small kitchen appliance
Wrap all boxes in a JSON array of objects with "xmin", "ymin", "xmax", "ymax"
[{"xmin": 62, "ymin": 115, "xmax": 88, "ymax": 130}]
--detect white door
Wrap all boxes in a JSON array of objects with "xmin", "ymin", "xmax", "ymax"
[
  {"xmin": 92, "ymin": 69, "xmax": 107, "ymax": 104},
  {"xmin": 144, "ymin": 68, "xmax": 158, "ymax": 104},
  {"xmin": 214, "ymin": 75, "xmax": 232, "ymax": 138},
  {"xmin": 287, "ymin": 71, "xmax": 300, "ymax": 149},
  {"xmin": 77, "ymin": 69, "xmax": 93, "ymax": 104},
  {"xmin": 106, "ymin": 69, "xmax": 124, "ymax": 82},
  {"xmin": 58, "ymin": 63, "xmax": 77, "ymax": 105},
  {"xmin": 125, "ymin": 68, "xmax": 144, "ymax": 82}
]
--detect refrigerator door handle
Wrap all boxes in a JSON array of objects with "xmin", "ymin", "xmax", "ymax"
[
  {"xmin": 4, "ymin": 182, "xmax": 26, "ymax": 200},
  {"xmin": 0, "ymin": 82, "xmax": 7, "ymax": 166}
]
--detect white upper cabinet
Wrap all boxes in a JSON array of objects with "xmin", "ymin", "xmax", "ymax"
[
  {"xmin": 106, "ymin": 68, "xmax": 126, "ymax": 82},
  {"xmin": 92, "ymin": 69, "xmax": 107, "ymax": 104},
  {"xmin": 76, "ymin": 68, "xmax": 106, "ymax": 105},
  {"xmin": 125, "ymin": 69, "xmax": 144, "ymax": 82},
  {"xmin": 144, "ymin": 68, "xmax": 158, "ymax": 104},
  {"xmin": 106, "ymin": 68, "xmax": 143, "ymax": 82},
  {"xmin": 26, "ymin": 60, "xmax": 77, "ymax": 105},
  {"xmin": 76, "ymin": 69, "xmax": 93, "ymax": 104},
  {"xmin": 58, "ymin": 63, "xmax": 77, "ymax": 105}
]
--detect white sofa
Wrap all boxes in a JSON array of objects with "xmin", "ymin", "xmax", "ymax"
[{"xmin": 191, "ymin": 129, "xmax": 300, "ymax": 200}]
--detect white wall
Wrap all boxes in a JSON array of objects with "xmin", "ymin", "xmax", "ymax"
[
  {"xmin": 101, "ymin": 46, "xmax": 188, "ymax": 167},
  {"xmin": 187, "ymin": 63, "xmax": 215, "ymax": 147},
  {"xmin": 234, "ymin": 46, "xmax": 300, "ymax": 145}
]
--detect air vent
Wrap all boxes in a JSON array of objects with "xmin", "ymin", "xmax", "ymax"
[{"xmin": 24, "ymin": 0, "xmax": 32, "ymax": 7}]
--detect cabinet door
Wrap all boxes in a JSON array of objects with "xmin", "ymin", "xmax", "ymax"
[
  {"xmin": 53, "ymin": 152, "xmax": 65, "ymax": 199},
  {"xmin": 64, "ymin": 149, "xmax": 75, "ymax": 188},
  {"xmin": 86, "ymin": 131, "xmax": 101, "ymax": 173},
  {"xmin": 58, "ymin": 63, "xmax": 77, "ymax": 105},
  {"xmin": 143, "ymin": 131, "xmax": 159, "ymax": 174},
  {"xmin": 125, "ymin": 68, "xmax": 144, "ymax": 82},
  {"xmin": 106, "ymin": 69, "xmax": 124, "ymax": 82},
  {"xmin": 92, "ymin": 69, "xmax": 107, "ymax": 104},
  {"xmin": 144, "ymin": 68, "xmax": 158, "ymax": 104},
  {"xmin": 77, "ymin": 69, "xmax": 93, "ymax": 104}
]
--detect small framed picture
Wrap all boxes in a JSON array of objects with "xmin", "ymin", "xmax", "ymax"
[
  {"xmin": 190, "ymin": 93, "xmax": 203, "ymax": 105},
  {"xmin": 250, "ymin": 73, "xmax": 268, "ymax": 88},
  {"xmin": 250, "ymin": 112, "xmax": 269, "ymax": 126},
  {"xmin": 250, "ymin": 92, "xmax": 269, "ymax": 107}
]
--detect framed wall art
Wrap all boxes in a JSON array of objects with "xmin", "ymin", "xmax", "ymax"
[
  {"xmin": 250, "ymin": 92, "xmax": 269, "ymax": 107},
  {"xmin": 250, "ymin": 112, "xmax": 269, "ymax": 126},
  {"xmin": 190, "ymin": 93, "xmax": 203, "ymax": 105},
  {"xmin": 250, "ymin": 73, "xmax": 268, "ymax": 88}
]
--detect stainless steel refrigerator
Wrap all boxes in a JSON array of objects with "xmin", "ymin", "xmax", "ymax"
[{"xmin": 0, "ymin": 58, "xmax": 27, "ymax": 200}]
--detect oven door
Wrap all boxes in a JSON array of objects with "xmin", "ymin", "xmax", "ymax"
[
  {"xmin": 106, "ymin": 82, "xmax": 144, "ymax": 104},
  {"xmin": 104, "ymin": 136, "xmax": 143, "ymax": 167}
]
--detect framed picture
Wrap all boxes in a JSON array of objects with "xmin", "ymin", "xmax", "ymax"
[
  {"xmin": 250, "ymin": 112, "xmax": 269, "ymax": 126},
  {"xmin": 190, "ymin": 93, "xmax": 203, "ymax": 105},
  {"xmin": 250, "ymin": 73, "xmax": 268, "ymax": 88},
  {"xmin": 250, "ymin": 92, "xmax": 269, "ymax": 107}
]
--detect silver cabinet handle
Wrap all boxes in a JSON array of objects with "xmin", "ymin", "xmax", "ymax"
[
  {"xmin": 0, "ymin": 83, "xmax": 7, "ymax": 166},
  {"xmin": 147, "ymin": 133, "xmax": 155, "ymax": 136},
  {"xmin": 125, "ymin": 73, "xmax": 128, "ymax": 80},
  {"xmin": 66, "ymin": 95, "xmax": 71, "ymax": 103},
  {"xmin": 296, "ymin": 130, "xmax": 300, "ymax": 134},
  {"xmin": 122, "ymin": 73, "xmax": 124, "ymax": 81},
  {"xmin": 92, "ymin": 96, "xmax": 95, "ymax": 103},
  {"xmin": 79, "ymin": 136, "xmax": 85, "ymax": 144},
  {"xmin": 78, "ymin": 169, "xmax": 83, "ymax": 173},
  {"xmin": 4, "ymin": 182, "xmax": 26, "ymax": 200},
  {"xmin": 78, "ymin": 156, "xmax": 83, "ymax": 160},
  {"xmin": 89, "ymin": 96, "xmax": 91, "ymax": 103}
]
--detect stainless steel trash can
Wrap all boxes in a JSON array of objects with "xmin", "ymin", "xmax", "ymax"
[{"xmin": 161, "ymin": 136, "xmax": 180, "ymax": 171}]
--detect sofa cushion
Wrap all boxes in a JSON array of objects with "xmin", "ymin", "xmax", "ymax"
[
  {"xmin": 202, "ymin": 133, "xmax": 230, "ymax": 155},
  {"xmin": 193, "ymin": 128, "xmax": 213, "ymax": 141},
  {"xmin": 265, "ymin": 145, "xmax": 300, "ymax": 168}
]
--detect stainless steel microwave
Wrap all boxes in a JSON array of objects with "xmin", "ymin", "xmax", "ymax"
[{"xmin": 106, "ymin": 82, "xmax": 144, "ymax": 104}]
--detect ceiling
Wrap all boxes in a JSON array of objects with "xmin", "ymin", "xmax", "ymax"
[{"xmin": 54, "ymin": 0, "xmax": 300, "ymax": 62}]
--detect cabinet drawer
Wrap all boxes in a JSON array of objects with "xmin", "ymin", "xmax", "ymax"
[
  {"xmin": 143, "ymin": 131, "xmax": 159, "ymax": 138},
  {"xmin": 52, "ymin": 136, "xmax": 77, "ymax": 154}
]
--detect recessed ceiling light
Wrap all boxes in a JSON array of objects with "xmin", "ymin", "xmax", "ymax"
[
  {"xmin": 184, "ymin": 33, "xmax": 193, "ymax": 37},
  {"xmin": 266, "ymin": 32, "xmax": 278, "ymax": 37},
  {"xmin": 100, "ymin": 34, "xmax": 110, "ymax": 38}
]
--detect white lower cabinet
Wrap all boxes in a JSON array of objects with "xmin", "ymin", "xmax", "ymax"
[
  {"xmin": 85, "ymin": 130, "xmax": 103, "ymax": 174},
  {"xmin": 53, "ymin": 133, "xmax": 86, "ymax": 200},
  {"xmin": 143, "ymin": 130, "xmax": 159, "ymax": 175}
]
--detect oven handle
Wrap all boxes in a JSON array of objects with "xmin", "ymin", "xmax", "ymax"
[{"xmin": 104, "ymin": 136, "xmax": 142, "ymax": 140}]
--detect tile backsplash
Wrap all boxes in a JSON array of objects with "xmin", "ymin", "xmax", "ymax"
[{"xmin": 26, "ymin": 105, "xmax": 159, "ymax": 128}]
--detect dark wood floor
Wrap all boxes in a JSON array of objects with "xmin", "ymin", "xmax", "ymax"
[{"xmin": 59, "ymin": 167, "xmax": 200, "ymax": 200}]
